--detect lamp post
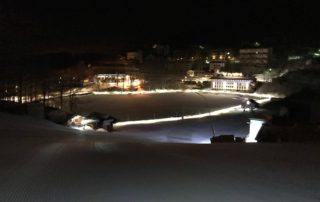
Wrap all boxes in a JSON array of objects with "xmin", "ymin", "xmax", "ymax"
[{"xmin": 195, "ymin": 92, "xmax": 216, "ymax": 137}]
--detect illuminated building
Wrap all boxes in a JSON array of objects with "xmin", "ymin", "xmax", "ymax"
[
  {"xmin": 211, "ymin": 49, "xmax": 235, "ymax": 62},
  {"xmin": 210, "ymin": 49, "xmax": 237, "ymax": 72},
  {"xmin": 211, "ymin": 71, "xmax": 254, "ymax": 92},
  {"xmin": 239, "ymin": 48, "xmax": 273, "ymax": 67},
  {"xmin": 212, "ymin": 78, "xmax": 252, "ymax": 91},
  {"xmin": 94, "ymin": 74, "xmax": 141, "ymax": 90}
]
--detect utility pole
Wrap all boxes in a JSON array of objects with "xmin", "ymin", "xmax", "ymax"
[
  {"xmin": 196, "ymin": 92, "xmax": 216, "ymax": 137},
  {"xmin": 59, "ymin": 76, "xmax": 63, "ymax": 109}
]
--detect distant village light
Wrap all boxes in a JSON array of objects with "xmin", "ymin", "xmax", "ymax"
[
  {"xmin": 288, "ymin": 56, "xmax": 301, "ymax": 61},
  {"xmin": 254, "ymin": 41, "xmax": 261, "ymax": 47}
]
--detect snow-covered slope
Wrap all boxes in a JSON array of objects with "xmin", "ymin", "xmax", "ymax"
[
  {"xmin": 0, "ymin": 112, "xmax": 320, "ymax": 202},
  {"xmin": 0, "ymin": 112, "xmax": 75, "ymax": 138}
]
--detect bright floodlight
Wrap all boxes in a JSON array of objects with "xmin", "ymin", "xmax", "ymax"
[{"xmin": 246, "ymin": 118, "xmax": 265, "ymax": 143}]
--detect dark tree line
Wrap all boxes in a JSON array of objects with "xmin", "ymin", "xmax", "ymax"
[{"xmin": 0, "ymin": 54, "xmax": 89, "ymax": 112}]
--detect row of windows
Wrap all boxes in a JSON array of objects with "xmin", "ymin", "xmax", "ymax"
[
  {"xmin": 214, "ymin": 82, "xmax": 223, "ymax": 89},
  {"xmin": 213, "ymin": 81, "xmax": 249, "ymax": 91},
  {"xmin": 226, "ymin": 82, "xmax": 234, "ymax": 89},
  {"xmin": 237, "ymin": 83, "xmax": 246, "ymax": 90},
  {"xmin": 240, "ymin": 55, "xmax": 269, "ymax": 58}
]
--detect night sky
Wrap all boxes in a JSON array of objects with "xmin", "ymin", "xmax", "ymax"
[{"xmin": 1, "ymin": 0, "xmax": 319, "ymax": 52}]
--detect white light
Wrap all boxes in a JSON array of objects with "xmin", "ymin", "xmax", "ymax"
[
  {"xmin": 81, "ymin": 118, "xmax": 97, "ymax": 125},
  {"xmin": 93, "ymin": 89, "xmax": 277, "ymax": 100},
  {"xmin": 115, "ymin": 105, "xmax": 244, "ymax": 127},
  {"xmin": 115, "ymin": 117, "xmax": 181, "ymax": 126},
  {"xmin": 199, "ymin": 139, "xmax": 211, "ymax": 144},
  {"xmin": 114, "ymin": 97, "xmax": 271, "ymax": 128},
  {"xmin": 132, "ymin": 79, "xmax": 141, "ymax": 86},
  {"xmin": 246, "ymin": 119, "xmax": 265, "ymax": 143}
]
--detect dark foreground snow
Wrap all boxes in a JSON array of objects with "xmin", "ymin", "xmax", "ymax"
[{"xmin": 0, "ymin": 113, "xmax": 320, "ymax": 202}]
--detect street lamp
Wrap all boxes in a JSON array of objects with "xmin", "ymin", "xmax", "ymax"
[{"xmin": 195, "ymin": 92, "xmax": 216, "ymax": 137}]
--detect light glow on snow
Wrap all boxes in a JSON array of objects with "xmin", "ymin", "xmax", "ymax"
[
  {"xmin": 2, "ymin": 88, "xmax": 278, "ymax": 104},
  {"xmin": 114, "ymin": 106, "xmax": 241, "ymax": 127},
  {"xmin": 114, "ymin": 98, "xmax": 271, "ymax": 127},
  {"xmin": 199, "ymin": 139, "xmax": 211, "ymax": 144},
  {"xmin": 115, "ymin": 117, "xmax": 181, "ymax": 126},
  {"xmin": 92, "ymin": 89, "xmax": 279, "ymax": 99}
]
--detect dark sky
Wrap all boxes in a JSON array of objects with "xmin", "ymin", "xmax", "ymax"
[{"xmin": 1, "ymin": 0, "xmax": 319, "ymax": 52}]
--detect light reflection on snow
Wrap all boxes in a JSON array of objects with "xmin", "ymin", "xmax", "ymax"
[
  {"xmin": 114, "ymin": 117, "xmax": 182, "ymax": 127},
  {"xmin": 92, "ymin": 89, "xmax": 278, "ymax": 99},
  {"xmin": 199, "ymin": 139, "xmax": 211, "ymax": 144},
  {"xmin": 114, "ymin": 98, "xmax": 270, "ymax": 127},
  {"xmin": 2, "ymin": 88, "xmax": 277, "ymax": 104},
  {"xmin": 68, "ymin": 94, "xmax": 271, "ymax": 145}
]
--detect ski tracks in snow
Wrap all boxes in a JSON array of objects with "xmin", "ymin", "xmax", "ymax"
[{"xmin": 0, "ymin": 142, "xmax": 65, "ymax": 202}]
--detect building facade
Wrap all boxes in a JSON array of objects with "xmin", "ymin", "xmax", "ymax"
[
  {"xmin": 94, "ymin": 74, "xmax": 141, "ymax": 90},
  {"xmin": 212, "ymin": 78, "xmax": 253, "ymax": 92},
  {"xmin": 239, "ymin": 48, "xmax": 272, "ymax": 67}
]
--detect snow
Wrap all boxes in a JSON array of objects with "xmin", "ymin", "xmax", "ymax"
[
  {"xmin": 1, "ymin": 111, "xmax": 320, "ymax": 201},
  {"xmin": 58, "ymin": 92, "xmax": 245, "ymax": 121},
  {"xmin": 113, "ymin": 113, "xmax": 250, "ymax": 144}
]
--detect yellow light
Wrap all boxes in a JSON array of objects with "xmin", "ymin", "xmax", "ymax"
[{"xmin": 132, "ymin": 79, "xmax": 141, "ymax": 86}]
